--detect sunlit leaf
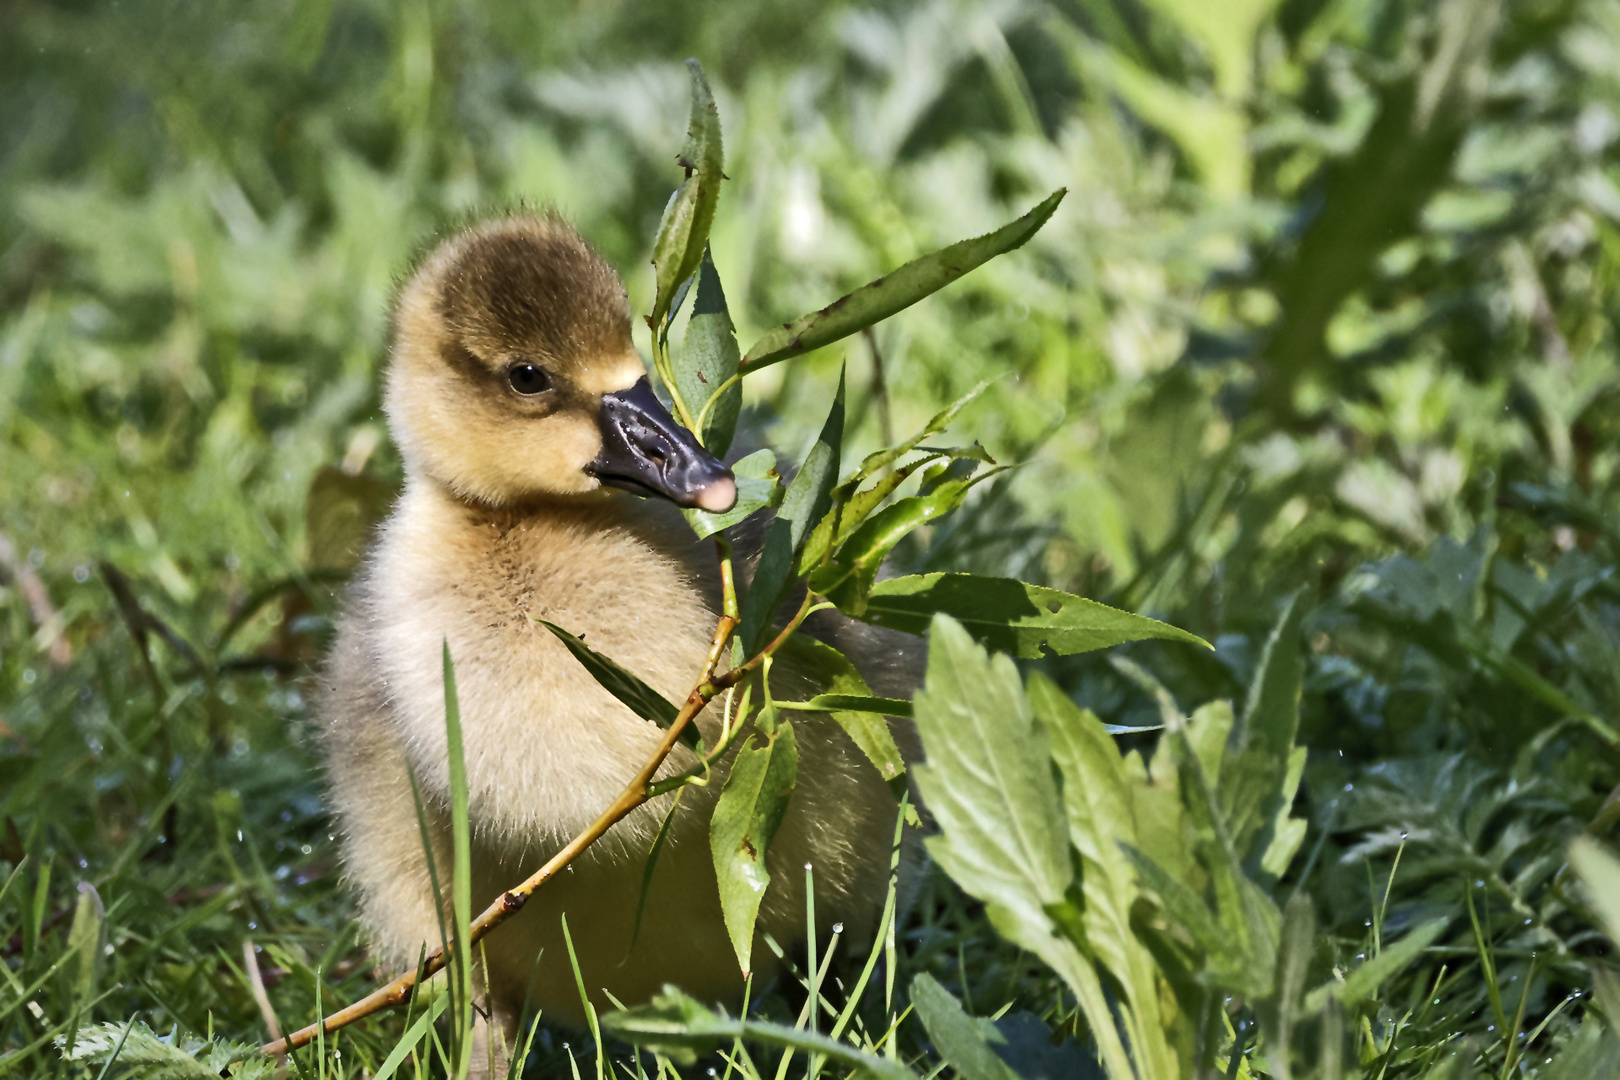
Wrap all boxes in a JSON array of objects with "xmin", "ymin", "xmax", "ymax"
[
  {"xmin": 741, "ymin": 190, "xmax": 1065, "ymax": 371},
  {"xmin": 709, "ymin": 711, "xmax": 796, "ymax": 976},
  {"xmin": 1300, "ymin": 917, "xmax": 1449, "ymax": 1014},
  {"xmin": 685, "ymin": 448, "xmax": 782, "ymax": 539},
  {"xmin": 676, "ymin": 249, "xmax": 742, "ymax": 455},
  {"xmin": 911, "ymin": 613, "xmax": 1137, "ymax": 1078},
  {"xmin": 846, "ymin": 573, "xmax": 1210, "ymax": 658}
]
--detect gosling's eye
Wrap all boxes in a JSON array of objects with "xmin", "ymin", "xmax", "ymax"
[{"xmin": 507, "ymin": 363, "xmax": 551, "ymax": 396}]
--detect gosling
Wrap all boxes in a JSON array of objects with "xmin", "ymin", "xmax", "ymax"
[{"xmin": 317, "ymin": 214, "xmax": 916, "ymax": 1065}]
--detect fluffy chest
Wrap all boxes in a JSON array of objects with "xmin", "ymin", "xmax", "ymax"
[{"xmin": 365, "ymin": 482, "xmax": 722, "ymax": 844}]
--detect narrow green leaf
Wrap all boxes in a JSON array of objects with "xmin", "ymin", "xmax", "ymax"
[
  {"xmin": 738, "ymin": 372, "xmax": 844, "ymax": 654},
  {"xmin": 854, "ymin": 379, "xmax": 995, "ymax": 481},
  {"xmin": 775, "ymin": 634, "xmax": 907, "ymax": 781},
  {"xmin": 650, "ymin": 61, "xmax": 725, "ymax": 345},
  {"xmin": 602, "ymin": 986, "xmax": 918, "ymax": 1080},
  {"xmin": 741, "ymin": 190, "xmax": 1066, "ymax": 371},
  {"xmin": 809, "ymin": 471, "xmax": 1002, "ymax": 614},
  {"xmin": 685, "ymin": 449, "xmax": 782, "ymax": 539},
  {"xmin": 1301, "ymin": 917, "xmax": 1448, "ymax": 1014},
  {"xmin": 908, "ymin": 973, "xmax": 1021, "ymax": 1080},
  {"xmin": 1220, "ymin": 595, "xmax": 1306, "ymax": 871},
  {"xmin": 630, "ymin": 789, "xmax": 685, "ymax": 950},
  {"xmin": 677, "ymin": 249, "xmax": 743, "ymax": 455},
  {"xmin": 710, "ymin": 714, "xmax": 798, "ymax": 976},
  {"xmin": 776, "ymin": 694, "xmax": 913, "ymax": 718},
  {"xmin": 848, "ymin": 573, "xmax": 1210, "ymax": 658},
  {"xmin": 64, "ymin": 881, "xmax": 105, "ymax": 1010},
  {"xmin": 442, "ymin": 641, "xmax": 474, "ymax": 1078},
  {"xmin": 372, "ymin": 992, "xmax": 450, "ymax": 1080},
  {"xmin": 538, "ymin": 619, "xmax": 699, "ymax": 751}
]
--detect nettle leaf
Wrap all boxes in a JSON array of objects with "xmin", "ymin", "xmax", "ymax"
[
  {"xmin": 776, "ymin": 634, "xmax": 907, "ymax": 781},
  {"xmin": 741, "ymin": 190, "xmax": 1066, "ymax": 372},
  {"xmin": 1029, "ymin": 675, "xmax": 1177, "ymax": 1080},
  {"xmin": 685, "ymin": 448, "xmax": 782, "ymax": 539},
  {"xmin": 709, "ymin": 712, "xmax": 797, "ymax": 976},
  {"xmin": 909, "ymin": 973, "xmax": 1021, "ymax": 1080},
  {"xmin": 676, "ymin": 249, "xmax": 742, "ymax": 455},
  {"xmin": 60, "ymin": 1022, "xmax": 276, "ymax": 1079},
  {"xmin": 538, "ymin": 620, "xmax": 698, "ymax": 751},
  {"xmin": 602, "ymin": 987, "xmax": 917, "ymax": 1080},
  {"xmin": 738, "ymin": 372, "xmax": 844, "ymax": 654},
  {"xmin": 911, "ymin": 614, "xmax": 1137, "ymax": 1079},
  {"xmin": 848, "ymin": 573, "xmax": 1210, "ymax": 658}
]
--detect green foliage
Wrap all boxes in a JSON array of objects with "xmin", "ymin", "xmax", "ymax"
[{"xmin": 10, "ymin": 0, "xmax": 1620, "ymax": 1076}]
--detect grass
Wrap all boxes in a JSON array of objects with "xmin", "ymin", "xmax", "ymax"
[{"xmin": 9, "ymin": 0, "xmax": 1620, "ymax": 1075}]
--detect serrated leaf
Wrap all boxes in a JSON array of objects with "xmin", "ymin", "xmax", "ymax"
[
  {"xmin": 775, "ymin": 634, "xmax": 907, "ymax": 781},
  {"xmin": 847, "ymin": 573, "xmax": 1210, "ymax": 658},
  {"xmin": 1029, "ymin": 676, "xmax": 1177, "ymax": 1080},
  {"xmin": 676, "ymin": 249, "xmax": 743, "ymax": 455},
  {"xmin": 738, "ymin": 373, "xmax": 844, "ymax": 654},
  {"xmin": 710, "ymin": 715, "xmax": 797, "ymax": 976},
  {"xmin": 685, "ymin": 449, "xmax": 782, "ymax": 539},
  {"xmin": 60, "ymin": 1021, "xmax": 277, "ymax": 1078},
  {"xmin": 909, "ymin": 973, "xmax": 1021, "ymax": 1080},
  {"xmin": 539, "ymin": 620, "xmax": 698, "ymax": 751},
  {"xmin": 651, "ymin": 61, "xmax": 725, "ymax": 346},
  {"xmin": 602, "ymin": 987, "xmax": 917, "ymax": 1080},
  {"xmin": 742, "ymin": 190, "xmax": 1065, "ymax": 371},
  {"xmin": 912, "ymin": 614, "xmax": 1136, "ymax": 1078}
]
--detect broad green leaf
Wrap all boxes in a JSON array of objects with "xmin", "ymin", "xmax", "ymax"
[
  {"xmin": 537, "ymin": 619, "xmax": 698, "ymax": 751},
  {"xmin": 738, "ymin": 373, "xmax": 844, "ymax": 654},
  {"xmin": 676, "ymin": 249, "xmax": 743, "ymax": 455},
  {"xmin": 911, "ymin": 614, "xmax": 1136, "ymax": 1079},
  {"xmin": 1029, "ymin": 675, "xmax": 1177, "ymax": 1080},
  {"xmin": 65, "ymin": 881, "xmax": 105, "ymax": 1009},
  {"xmin": 1301, "ymin": 917, "xmax": 1449, "ymax": 1015},
  {"xmin": 1571, "ymin": 836, "xmax": 1620, "ymax": 945},
  {"xmin": 650, "ymin": 61, "xmax": 725, "ymax": 350},
  {"xmin": 741, "ymin": 190, "xmax": 1066, "ymax": 371},
  {"xmin": 601, "ymin": 987, "xmax": 917, "ymax": 1080},
  {"xmin": 775, "ymin": 634, "xmax": 907, "ymax": 781},
  {"xmin": 709, "ymin": 714, "xmax": 797, "ymax": 976},
  {"xmin": 908, "ymin": 973, "xmax": 1021, "ymax": 1080},
  {"xmin": 685, "ymin": 449, "xmax": 782, "ymax": 539},
  {"xmin": 847, "ymin": 573, "xmax": 1210, "ymax": 658}
]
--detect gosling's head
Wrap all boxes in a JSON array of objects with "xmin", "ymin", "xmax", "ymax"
[{"xmin": 385, "ymin": 214, "xmax": 736, "ymax": 513}]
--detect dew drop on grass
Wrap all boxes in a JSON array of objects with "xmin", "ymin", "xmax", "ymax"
[{"xmin": 832, "ymin": 922, "xmax": 843, "ymax": 934}]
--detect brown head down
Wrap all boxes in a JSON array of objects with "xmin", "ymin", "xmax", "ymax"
[{"xmin": 386, "ymin": 214, "xmax": 735, "ymax": 512}]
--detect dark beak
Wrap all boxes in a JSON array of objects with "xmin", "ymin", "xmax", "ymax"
[{"xmin": 590, "ymin": 378, "xmax": 737, "ymax": 512}]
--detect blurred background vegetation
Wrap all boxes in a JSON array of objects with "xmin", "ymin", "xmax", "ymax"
[{"xmin": 8, "ymin": 0, "xmax": 1620, "ymax": 1074}]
